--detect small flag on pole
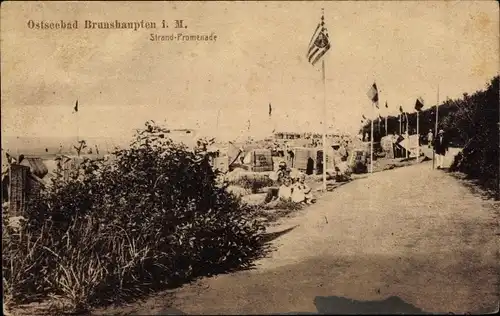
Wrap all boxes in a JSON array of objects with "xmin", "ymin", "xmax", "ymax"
[
  {"xmin": 74, "ymin": 100, "xmax": 79, "ymax": 113},
  {"xmin": 362, "ymin": 114, "xmax": 367, "ymax": 120},
  {"xmin": 399, "ymin": 105, "xmax": 404, "ymax": 113},
  {"xmin": 306, "ymin": 10, "xmax": 331, "ymax": 66},
  {"xmin": 415, "ymin": 97, "xmax": 424, "ymax": 111},
  {"xmin": 367, "ymin": 83, "xmax": 379, "ymax": 105},
  {"xmin": 269, "ymin": 103, "xmax": 272, "ymax": 117},
  {"xmin": 385, "ymin": 101, "xmax": 388, "ymax": 108}
]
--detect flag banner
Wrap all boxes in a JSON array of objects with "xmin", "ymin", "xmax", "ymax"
[
  {"xmin": 399, "ymin": 105, "xmax": 403, "ymax": 113},
  {"xmin": 306, "ymin": 11, "xmax": 331, "ymax": 66},
  {"xmin": 269, "ymin": 103, "xmax": 272, "ymax": 117},
  {"xmin": 385, "ymin": 101, "xmax": 388, "ymax": 108},
  {"xmin": 367, "ymin": 83, "xmax": 379, "ymax": 104},
  {"xmin": 415, "ymin": 97, "xmax": 424, "ymax": 111},
  {"xmin": 74, "ymin": 100, "xmax": 79, "ymax": 113},
  {"xmin": 362, "ymin": 114, "xmax": 367, "ymax": 120}
]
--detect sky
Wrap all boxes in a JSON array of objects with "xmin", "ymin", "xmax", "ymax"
[{"xmin": 1, "ymin": 1, "xmax": 499, "ymax": 142}]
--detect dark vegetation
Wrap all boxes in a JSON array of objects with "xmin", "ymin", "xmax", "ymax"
[{"xmin": 3, "ymin": 121, "xmax": 268, "ymax": 313}]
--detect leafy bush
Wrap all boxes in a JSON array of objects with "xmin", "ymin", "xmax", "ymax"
[
  {"xmin": 227, "ymin": 174, "xmax": 274, "ymax": 193},
  {"xmin": 3, "ymin": 121, "xmax": 267, "ymax": 313},
  {"xmin": 448, "ymin": 76, "xmax": 499, "ymax": 190}
]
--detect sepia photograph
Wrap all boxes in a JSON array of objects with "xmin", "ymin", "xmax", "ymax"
[{"xmin": 1, "ymin": 1, "xmax": 499, "ymax": 315}]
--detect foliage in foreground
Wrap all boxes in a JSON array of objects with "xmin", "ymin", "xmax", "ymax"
[{"xmin": 2, "ymin": 121, "xmax": 267, "ymax": 313}]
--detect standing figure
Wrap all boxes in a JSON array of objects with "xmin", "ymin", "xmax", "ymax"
[
  {"xmin": 427, "ymin": 129, "xmax": 434, "ymax": 148},
  {"xmin": 433, "ymin": 129, "xmax": 449, "ymax": 169}
]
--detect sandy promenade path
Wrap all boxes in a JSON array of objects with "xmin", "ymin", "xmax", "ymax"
[{"xmin": 100, "ymin": 161, "xmax": 499, "ymax": 315}]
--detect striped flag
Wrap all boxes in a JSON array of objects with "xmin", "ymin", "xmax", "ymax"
[
  {"xmin": 74, "ymin": 100, "xmax": 79, "ymax": 113},
  {"xmin": 367, "ymin": 83, "xmax": 379, "ymax": 105},
  {"xmin": 306, "ymin": 10, "xmax": 331, "ymax": 66},
  {"xmin": 415, "ymin": 97, "xmax": 424, "ymax": 111}
]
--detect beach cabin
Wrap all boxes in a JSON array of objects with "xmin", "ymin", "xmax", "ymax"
[
  {"xmin": 289, "ymin": 147, "xmax": 336, "ymax": 175},
  {"xmin": 3, "ymin": 158, "xmax": 48, "ymax": 216},
  {"xmin": 241, "ymin": 149, "xmax": 274, "ymax": 172}
]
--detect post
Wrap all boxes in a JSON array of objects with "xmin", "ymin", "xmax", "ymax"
[
  {"xmin": 433, "ymin": 85, "xmax": 440, "ymax": 169},
  {"xmin": 406, "ymin": 113, "xmax": 409, "ymax": 159},
  {"xmin": 370, "ymin": 103, "xmax": 374, "ymax": 173},
  {"xmin": 15, "ymin": 136, "xmax": 19, "ymax": 159},
  {"xmin": 416, "ymin": 110, "xmax": 420, "ymax": 160},
  {"xmin": 322, "ymin": 59, "xmax": 327, "ymax": 191},
  {"xmin": 385, "ymin": 116, "xmax": 388, "ymax": 136},
  {"xmin": 216, "ymin": 108, "xmax": 221, "ymax": 136},
  {"xmin": 76, "ymin": 103, "xmax": 80, "ymax": 144},
  {"xmin": 399, "ymin": 114, "xmax": 402, "ymax": 135}
]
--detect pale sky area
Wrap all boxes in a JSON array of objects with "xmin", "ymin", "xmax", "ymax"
[{"xmin": 1, "ymin": 1, "xmax": 499, "ymax": 142}]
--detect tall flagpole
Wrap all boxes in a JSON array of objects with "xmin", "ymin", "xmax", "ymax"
[
  {"xmin": 370, "ymin": 102, "xmax": 374, "ymax": 174},
  {"xmin": 416, "ymin": 110, "xmax": 420, "ymax": 160},
  {"xmin": 76, "ymin": 112, "xmax": 79, "ymax": 143},
  {"xmin": 322, "ymin": 58, "xmax": 327, "ymax": 191},
  {"xmin": 75, "ymin": 99, "xmax": 80, "ymax": 156},
  {"xmin": 399, "ymin": 113, "xmax": 402, "ymax": 135},
  {"xmin": 433, "ymin": 84, "xmax": 440, "ymax": 169},
  {"xmin": 385, "ymin": 116, "xmax": 388, "ymax": 136},
  {"xmin": 405, "ymin": 112, "xmax": 409, "ymax": 159}
]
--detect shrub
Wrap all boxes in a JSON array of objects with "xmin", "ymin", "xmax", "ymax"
[
  {"xmin": 3, "ymin": 121, "xmax": 267, "ymax": 313},
  {"xmin": 448, "ymin": 76, "xmax": 499, "ymax": 191},
  {"xmin": 227, "ymin": 174, "xmax": 274, "ymax": 193}
]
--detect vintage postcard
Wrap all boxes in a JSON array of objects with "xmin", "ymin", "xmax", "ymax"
[{"xmin": 1, "ymin": 1, "xmax": 499, "ymax": 315}]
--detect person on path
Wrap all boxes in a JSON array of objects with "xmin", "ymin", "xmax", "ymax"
[
  {"xmin": 427, "ymin": 129, "xmax": 434, "ymax": 148},
  {"xmin": 433, "ymin": 129, "xmax": 449, "ymax": 169}
]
